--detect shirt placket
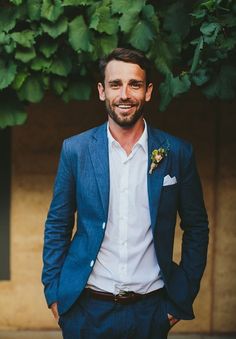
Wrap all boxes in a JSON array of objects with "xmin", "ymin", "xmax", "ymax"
[{"xmin": 118, "ymin": 155, "xmax": 129, "ymax": 283}]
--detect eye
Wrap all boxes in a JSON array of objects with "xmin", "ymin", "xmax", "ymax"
[
  {"xmin": 130, "ymin": 82, "xmax": 142, "ymax": 89},
  {"xmin": 110, "ymin": 82, "xmax": 120, "ymax": 89}
]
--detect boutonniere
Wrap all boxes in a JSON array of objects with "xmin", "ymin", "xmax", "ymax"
[{"xmin": 149, "ymin": 147, "xmax": 169, "ymax": 174}]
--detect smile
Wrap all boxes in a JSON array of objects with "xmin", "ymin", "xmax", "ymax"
[{"xmin": 116, "ymin": 104, "xmax": 135, "ymax": 109}]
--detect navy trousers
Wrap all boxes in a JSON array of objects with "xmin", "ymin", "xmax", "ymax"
[{"xmin": 59, "ymin": 290, "xmax": 172, "ymax": 339}]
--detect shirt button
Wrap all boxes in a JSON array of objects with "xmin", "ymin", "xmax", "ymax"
[
  {"xmin": 102, "ymin": 222, "xmax": 106, "ymax": 229},
  {"xmin": 90, "ymin": 260, "xmax": 94, "ymax": 267}
]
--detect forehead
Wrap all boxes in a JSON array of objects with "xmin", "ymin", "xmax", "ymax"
[{"xmin": 104, "ymin": 60, "xmax": 146, "ymax": 82}]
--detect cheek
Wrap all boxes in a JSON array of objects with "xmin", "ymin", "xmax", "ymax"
[{"xmin": 136, "ymin": 94, "xmax": 147, "ymax": 105}]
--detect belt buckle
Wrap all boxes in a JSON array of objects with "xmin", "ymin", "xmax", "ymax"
[{"xmin": 114, "ymin": 290, "xmax": 128, "ymax": 302}]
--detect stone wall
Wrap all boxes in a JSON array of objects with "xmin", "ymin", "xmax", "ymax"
[{"xmin": 0, "ymin": 89, "xmax": 235, "ymax": 333}]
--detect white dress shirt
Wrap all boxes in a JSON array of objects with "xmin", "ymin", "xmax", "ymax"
[{"xmin": 87, "ymin": 121, "xmax": 164, "ymax": 294}]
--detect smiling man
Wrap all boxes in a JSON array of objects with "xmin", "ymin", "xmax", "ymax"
[
  {"xmin": 98, "ymin": 58, "xmax": 153, "ymax": 129},
  {"xmin": 42, "ymin": 48, "xmax": 209, "ymax": 339}
]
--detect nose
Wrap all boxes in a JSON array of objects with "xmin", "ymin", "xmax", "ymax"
[{"xmin": 120, "ymin": 85, "xmax": 130, "ymax": 100}]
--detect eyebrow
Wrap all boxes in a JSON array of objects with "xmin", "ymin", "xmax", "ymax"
[
  {"xmin": 108, "ymin": 79, "xmax": 144, "ymax": 84},
  {"xmin": 129, "ymin": 80, "xmax": 144, "ymax": 84},
  {"xmin": 108, "ymin": 79, "xmax": 121, "ymax": 84}
]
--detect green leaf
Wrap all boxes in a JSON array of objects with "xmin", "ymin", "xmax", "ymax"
[
  {"xmin": 190, "ymin": 9, "xmax": 207, "ymax": 19},
  {"xmin": 92, "ymin": 33, "xmax": 118, "ymax": 58},
  {"xmin": 0, "ymin": 8, "xmax": 17, "ymax": 33},
  {"xmin": 63, "ymin": 0, "xmax": 94, "ymax": 5},
  {"xmin": 89, "ymin": 5, "xmax": 119, "ymax": 35},
  {"xmin": 202, "ymin": 64, "xmax": 236, "ymax": 100},
  {"xmin": 199, "ymin": 0, "xmax": 219, "ymax": 11},
  {"xmin": 166, "ymin": 33, "xmax": 182, "ymax": 63},
  {"xmin": 111, "ymin": 0, "xmax": 145, "ymax": 14},
  {"xmin": 62, "ymin": 80, "xmax": 91, "ymax": 102},
  {"xmin": 11, "ymin": 71, "xmax": 29, "ymax": 90},
  {"xmin": 41, "ymin": 16, "xmax": 68, "ymax": 38},
  {"xmin": 4, "ymin": 40, "xmax": 17, "ymax": 54},
  {"xmin": 119, "ymin": 12, "xmax": 139, "ymax": 33},
  {"xmin": 190, "ymin": 36, "xmax": 204, "ymax": 73},
  {"xmin": 159, "ymin": 74, "xmax": 173, "ymax": 111},
  {"xmin": 68, "ymin": 16, "xmax": 93, "ymax": 52},
  {"xmin": 192, "ymin": 68, "xmax": 210, "ymax": 86},
  {"xmin": 128, "ymin": 20, "xmax": 154, "ymax": 52},
  {"xmin": 200, "ymin": 22, "xmax": 221, "ymax": 44},
  {"xmin": 42, "ymin": 74, "xmax": 50, "ymax": 88},
  {"xmin": 27, "ymin": 0, "xmax": 43, "ymax": 21},
  {"xmin": 0, "ymin": 59, "xmax": 17, "ymax": 90},
  {"xmin": 162, "ymin": 2, "xmax": 191, "ymax": 39},
  {"xmin": 51, "ymin": 77, "xmax": 67, "ymax": 95},
  {"xmin": 18, "ymin": 76, "xmax": 44, "ymax": 103},
  {"xmin": 50, "ymin": 55, "xmax": 72, "ymax": 76},
  {"xmin": 148, "ymin": 34, "xmax": 181, "ymax": 75},
  {"xmin": 39, "ymin": 40, "xmax": 58, "ymax": 58},
  {"xmin": 31, "ymin": 57, "xmax": 52, "ymax": 71},
  {"xmin": 159, "ymin": 73, "xmax": 191, "ymax": 111},
  {"xmin": 141, "ymin": 5, "xmax": 159, "ymax": 33},
  {"xmin": 99, "ymin": 34, "xmax": 118, "ymax": 55},
  {"xmin": 0, "ymin": 92, "xmax": 27, "ymax": 129},
  {"xmin": 11, "ymin": 30, "xmax": 35, "ymax": 48},
  {"xmin": 200, "ymin": 22, "xmax": 220, "ymax": 35},
  {"xmin": 172, "ymin": 73, "xmax": 191, "ymax": 97},
  {"xmin": 154, "ymin": 50, "xmax": 172, "ymax": 75},
  {"xmin": 0, "ymin": 33, "xmax": 10, "ymax": 45},
  {"xmin": 41, "ymin": 0, "xmax": 64, "ymax": 22},
  {"xmin": 150, "ymin": 40, "xmax": 172, "ymax": 75},
  {"xmin": 10, "ymin": 0, "xmax": 23, "ymax": 5},
  {"xmin": 15, "ymin": 47, "xmax": 36, "ymax": 63}
]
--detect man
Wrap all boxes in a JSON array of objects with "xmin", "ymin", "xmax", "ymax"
[{"xmin": 42, "ymin": 48, "xmax": 209, "ymax": 339}]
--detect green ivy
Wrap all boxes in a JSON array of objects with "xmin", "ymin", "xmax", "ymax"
[{"xmin": 0, "ymin": 0, "xmax": 235, "ymax": 128}]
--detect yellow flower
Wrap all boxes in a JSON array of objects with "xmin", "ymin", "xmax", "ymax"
[{"xmin": 149, "ymin": 148, "xmax": 168, "ymax": 174}]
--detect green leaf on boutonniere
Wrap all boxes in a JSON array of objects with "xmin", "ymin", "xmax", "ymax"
[{"xmin": 149, "ymin": 147, "xmax": 169, "ymax": 174}]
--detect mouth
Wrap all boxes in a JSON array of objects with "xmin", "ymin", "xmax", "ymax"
[{"xmin": 115, "ymin": 103, "xmax": 136, "ymax": 110}]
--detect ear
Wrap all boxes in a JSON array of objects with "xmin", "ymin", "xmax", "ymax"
[
  {"xmin": 145, "ymin": 83, "xmax": 153, "ymax": 102},
  {"xmin": 98, "ymin": 82, "xmax": 106, "ymax": 101}
]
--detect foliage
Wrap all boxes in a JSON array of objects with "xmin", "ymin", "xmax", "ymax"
[{"xmin": 0, "ymin": 0, "xmax": 235, "ymax": 127}]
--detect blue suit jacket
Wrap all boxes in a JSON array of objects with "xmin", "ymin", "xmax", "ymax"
[{"xmin": 42, "ymin": 122, "xmax": 209, "ymax": 320}]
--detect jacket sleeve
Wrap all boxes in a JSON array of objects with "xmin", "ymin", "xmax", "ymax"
[
  {"xmin": 41, "ymin": 139, "xmax": 76, "ymax": 307},
  {"xmin": 178, "ymin": 143, "xmax": 209, "ymax": 300}
]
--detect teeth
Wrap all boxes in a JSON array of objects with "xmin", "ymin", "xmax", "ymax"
[{"xmin": 118, "ymin": 105, "xmax": 132, "ymax": 108}]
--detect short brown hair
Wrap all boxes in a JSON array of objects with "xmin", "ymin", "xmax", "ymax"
[{"xmin": 99, "ymin": 48, "xmax": 153, "ymax": 85}]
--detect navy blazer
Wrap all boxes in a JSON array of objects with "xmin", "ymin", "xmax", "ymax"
[{"xmin": 42, "ymin": 122, "xmax": 209, "ymax": 320}]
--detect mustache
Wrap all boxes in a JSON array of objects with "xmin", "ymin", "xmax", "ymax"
[{"xmin": 114, "ymin": 100, "xmax": 137, "ymax": 106}]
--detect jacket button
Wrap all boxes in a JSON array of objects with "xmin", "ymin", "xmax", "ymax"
[
  {"xmin": 102, "ymin": 222, "xmax": 106, "ymax": 229},
  {"xmin": 90, "ymin": 260, "xmax": 94, "ymax": 267}
]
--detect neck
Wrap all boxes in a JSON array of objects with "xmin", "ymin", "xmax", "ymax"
[{"xmin": 108, "ymin": 117, "xmax": 145, "ymax": 155}]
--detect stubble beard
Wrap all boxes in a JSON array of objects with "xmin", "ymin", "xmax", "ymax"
[{"xmin": 105, "ymin": 100, "xmax": 144, "ymax": 128}]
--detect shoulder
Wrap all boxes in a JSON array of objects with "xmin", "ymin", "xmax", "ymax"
[
  {"xmin": 62, "ymin": 122, "xmax": 106, "ymax": 152},
  {"xmin": 148, "ymin": 125, "xmax": 193, "ymax": 159}
]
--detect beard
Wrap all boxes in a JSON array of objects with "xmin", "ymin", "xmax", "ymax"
[{"xmin": 105, "ymin": 99, "xmax": 144, "ymax": 128}]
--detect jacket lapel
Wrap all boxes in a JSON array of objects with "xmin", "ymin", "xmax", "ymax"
[
  {"xmin": 88, "ymin": 123, "xmax": 169, "ymax": 228},
  {"xmin": 147, "ymin": 125, "xmax": 169, "ymax": 232},
  {"xmin": 88, "ymin": 123, "xmax": 110, "ymax": 220}
]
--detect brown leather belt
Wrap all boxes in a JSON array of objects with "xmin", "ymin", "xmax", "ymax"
[{"xmin": 84, "ymin": 288, "xmax": 164, "ymax": 304}]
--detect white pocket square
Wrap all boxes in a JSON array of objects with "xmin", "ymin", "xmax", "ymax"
[{"xmin": 163, "ymin": 175, "xmax": 177, "ymax": 186}]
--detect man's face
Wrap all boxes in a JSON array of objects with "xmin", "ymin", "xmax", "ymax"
[{"xmin": 98, "ymin": 60, "xmax": 153, "ymax": 128}]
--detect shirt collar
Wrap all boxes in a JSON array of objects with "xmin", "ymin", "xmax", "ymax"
[{"xmin": 107, "ymin": 119, "xmax": 148, "ymax": 154}]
